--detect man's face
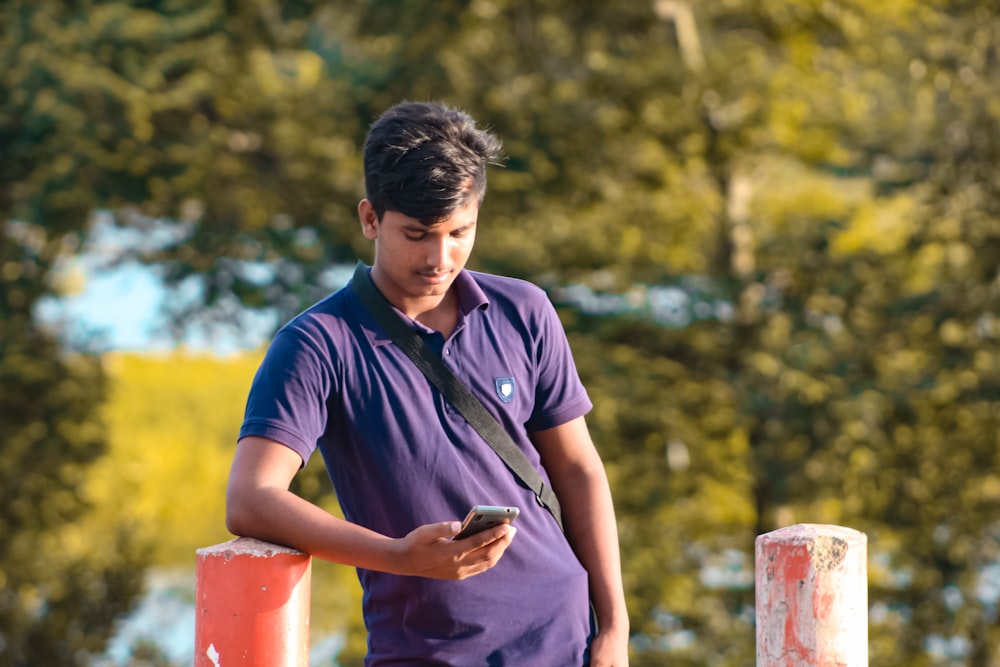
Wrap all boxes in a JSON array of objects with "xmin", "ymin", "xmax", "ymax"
[{"xmin": 359, "ymin": 198, "xmax": 479, "ymax": 312}]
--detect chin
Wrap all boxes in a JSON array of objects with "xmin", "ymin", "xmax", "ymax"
[{"xmin": 424, "ymin": 284, "xmax": 451, "ymax": 296}]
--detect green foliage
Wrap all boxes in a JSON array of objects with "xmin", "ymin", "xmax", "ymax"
[
  {"xmin": 2, "ymin": 0, "xmax": 368, "ymax": 329},
  {"xmin": 571, "ymin": 326, "xmax": 756, "ymax": 665},
  {"xmin": 5, "ymin": 0, "xmax": 1000, "ymax": 665},
  {"xmin": 87, "ymin": 352, "xmax": 257, "ymax": 566},
  {"xmin": 119, "ymin": 640, "xmax": 174, "ymax": 667},
  {"xmin": 0, "ymin": 258, "xmax": 147, "ymax": 664},
  {"xmin": 554, "ymin": 2, "xmax": 1000, "ymax": 663}
]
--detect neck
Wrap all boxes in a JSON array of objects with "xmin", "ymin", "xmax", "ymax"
[
  {"xmin": 412, "ymin": 294, "xmax": 460, "ymax": 338},
  {"xmin": 370, "ymin": 268, "xmax": 461, "ymax": 337}
]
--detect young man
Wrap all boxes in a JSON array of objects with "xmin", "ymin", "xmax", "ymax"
[{"xmin": 227, "ymin": 101, "xmax": 629, "ymax": 666}]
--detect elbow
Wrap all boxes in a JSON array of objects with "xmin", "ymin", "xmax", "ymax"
[
  {"xmin": 225, "ymin": 503, "xmax": 247, "ymax": 537},
  {"xmin": 225, "ymin": 506, "xmax": 245, "ymax": 537},
  {"xmin": 225, "ymin": 487, "xmax": 259, "ymax": 538}
]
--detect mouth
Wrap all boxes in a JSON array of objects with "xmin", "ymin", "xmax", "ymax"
[{"xmin": 417, "ymin": 270, "xmax": 451, "ymax": 285}]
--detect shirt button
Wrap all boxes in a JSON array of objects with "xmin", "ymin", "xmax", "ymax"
[{"xmin": 445, "ymin": 349, "xmax": 451, "ymax": 355}]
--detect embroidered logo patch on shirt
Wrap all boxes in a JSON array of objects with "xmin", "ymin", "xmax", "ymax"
[{"xmin": 495, "ymin": 377, "xmax": 516, "ymax": 403}]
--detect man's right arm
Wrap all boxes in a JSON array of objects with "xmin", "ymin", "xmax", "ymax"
[{"xmin": 225, "ymin": 436, "xmax": 515, "ymax": 579}]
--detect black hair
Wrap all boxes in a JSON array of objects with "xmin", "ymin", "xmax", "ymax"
[{"xmin": 362, "ymin": 101, "xmax": 503, "ymax": 224}]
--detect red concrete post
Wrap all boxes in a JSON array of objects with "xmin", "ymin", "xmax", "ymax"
[
  {"xmin": 195, "ymin": 537, "xmax": 312, "ymax": 667},
  {"xmin": 755, "ymin": 523, "xmax": 868, "ymax": 667}
]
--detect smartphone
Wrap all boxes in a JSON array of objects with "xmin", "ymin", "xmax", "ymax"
[{"xmin": 454, "ymin": 505, "xmax": 520, "ymax": 540}]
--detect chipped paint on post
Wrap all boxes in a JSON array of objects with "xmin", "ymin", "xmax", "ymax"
[
  {"xmin": 756, "ymin": 524, "xmax": 868, "ymax": 667},
  {"xmin": 206, "ymin": 643, "xmax": 221, "ymax": 667}
]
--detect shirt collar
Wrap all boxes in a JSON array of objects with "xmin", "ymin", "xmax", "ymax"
[
  {"xmin": 357, "ymin": 269, "xmax": 489, "ymax": 348},
  {"xmin": 454, "ymin": 268, "xmax": 490, "ymax": 317}
]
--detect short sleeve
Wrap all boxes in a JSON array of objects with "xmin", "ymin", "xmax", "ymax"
[
  {"xmin": 525, "ymin": 297, "xmax": 592, "ymax": 431},
  {"xmin": 238, "ymin": 328, "xmax": 334, "ymax": 464}
]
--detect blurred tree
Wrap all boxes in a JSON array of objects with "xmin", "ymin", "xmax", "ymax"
[
  {"xmin": 120, "ymin": 639, "xmax": 174, "ymax": 667},
  {"xmin": 2, "ymin": 0, "xmax": 368, "ymax": 330},
  {"xmin": 5, "ymin": 0, "xmax": 1000, "ymax": 665},
  {"xmin": 0, "ymin": 233, "xmax": 147, "ymax": 664},
  {"xmin": 535, "ymin": 2, "xmax": 1000, "ymax": 665},
  {"xmin": 1, "ymin": 3, "xmax": 154, "ymax": 654}
]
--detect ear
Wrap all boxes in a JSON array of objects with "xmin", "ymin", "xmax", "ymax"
[{"xmin": 359, "ymin": 199, "xmax": 380, "ymax": 240}]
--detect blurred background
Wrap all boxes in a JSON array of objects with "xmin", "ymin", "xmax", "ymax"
[{"xmin": 3, "ymin": 1, "xmax": 1000, "ymax": 665}]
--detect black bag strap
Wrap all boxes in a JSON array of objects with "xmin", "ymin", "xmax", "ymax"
[{"xmin": 350, "ymin": 261, "xmax": 563, "ymax": 530}]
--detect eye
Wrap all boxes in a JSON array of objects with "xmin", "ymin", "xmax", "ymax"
[{"xmin": 404, "ymin": 231, "xmax": 427, "ymax": 241}]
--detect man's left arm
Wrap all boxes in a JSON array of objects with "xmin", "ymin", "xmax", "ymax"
[{"xmin": 532, "ymin": 415, "xmax": 630, "ymax": 667}]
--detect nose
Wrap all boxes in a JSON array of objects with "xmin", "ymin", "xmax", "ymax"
[{"xmin": 426, "ymin": 234, "xmax": 450, "ymax": 267}]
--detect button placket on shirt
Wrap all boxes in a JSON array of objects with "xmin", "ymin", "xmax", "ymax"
[{"xmin": 440, "ymin": 340, "xmax": 461, "ymax": 416}]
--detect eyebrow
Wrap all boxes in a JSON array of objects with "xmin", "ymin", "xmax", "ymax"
[
  {"xmin": 402, "ymin": 220, "xmax": 477, "ymax": 234},
  {"xmin": 450, "ymin": 221, "xmax": 477, "ymax": 233}
]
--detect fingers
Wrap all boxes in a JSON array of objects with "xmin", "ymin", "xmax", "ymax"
[
  {"xmin": 396, "ymin": 516, "xmax": 521, "ymax": 579},
  {"xmin": 484, "ymin": 524, "xmax": 516, "ymax": 545},
  {"xmin": 448, "ymin": 526, "xmax": 516, "ymax": 580},
  {"xmin": 453, "ymin": 524, "xmax": 516, "ymax": 551},
  {"xmin": 456, "ymin": 524, "xmax": 517, "ymax": 560},
  {"xmin": 420, "ymin": 519, "xmax": 516, "ymax": 547},
  {"xmin": 401, "ymin": 521, "xmax": 517, "ymax": 580}
]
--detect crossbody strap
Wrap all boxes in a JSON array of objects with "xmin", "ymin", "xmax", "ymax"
[{"xmin": 350, "ymin": 261, "xmax": 563, "ymax": 531}]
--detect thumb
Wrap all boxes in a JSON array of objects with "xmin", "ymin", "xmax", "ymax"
[{"xmin": 433, "ymin": 520, "xmax": 463, "ymax": 540}]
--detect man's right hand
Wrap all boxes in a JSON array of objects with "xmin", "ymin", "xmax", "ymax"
[{"xmin": 389, "ymin": 520, "xmax": 516, "ymax": 580}]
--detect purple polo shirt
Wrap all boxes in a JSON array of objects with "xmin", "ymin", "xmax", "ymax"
[{"xmin": 239, "ymin": 268, "xmax": 594, "ymax": 666}]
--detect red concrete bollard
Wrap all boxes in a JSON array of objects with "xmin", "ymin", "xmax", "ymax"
[
  {"xmin": 755, "ymin": 523, "xmax": 868, "ymax": 667},
  {"xmin": 195, "ymin": 537, "xmax": 312, "ymax": 667}
]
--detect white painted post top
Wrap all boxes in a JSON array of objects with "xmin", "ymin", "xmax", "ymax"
[
  {"xmin": 758, "ymin": 523, "xmax": 865, "ymax": 544},
  {"xmin": 196, "ymin": 536, "xmax": 307, "ymax": 558}
]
